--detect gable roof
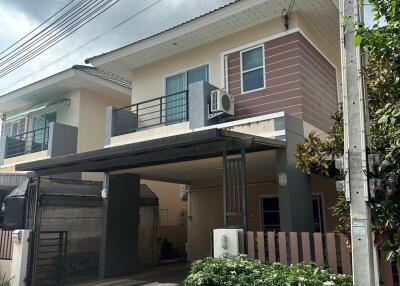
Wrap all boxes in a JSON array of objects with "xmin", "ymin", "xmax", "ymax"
[
  {"xmin": 0, "ymin": 65, "xmax": 131, "ymax": 114},
  {"xmin": 72, "ymin": 65, "xmax": 132, "ymax": 89},
  {"xmin": 85, "ymin": 0, "xmax": 339, "ymax": 78}
]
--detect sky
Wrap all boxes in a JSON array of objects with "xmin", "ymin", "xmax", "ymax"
[{"xmin": 0, "ymin": 0, "xmax": 375, "ymax": 96}]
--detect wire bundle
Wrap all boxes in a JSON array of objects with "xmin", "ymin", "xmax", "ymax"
[{"xmin": 0, "ymin": 0, "xmax": 121, "ymax": 78}]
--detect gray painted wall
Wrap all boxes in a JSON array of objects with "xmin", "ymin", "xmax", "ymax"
[
  {"xmin": 276, "ymin": 114, "xmax": 314, "ymax": 232},
  {"xmin": 48, "ymin": 122, "xmax": 81, "ymax": 180},
  {"xmin": 100, "ymin": 173, "xmax": 140, "ymax": 278},
  {"xmin": 188, "ymin": 81, "xmax": 220, "ymax": 129}
]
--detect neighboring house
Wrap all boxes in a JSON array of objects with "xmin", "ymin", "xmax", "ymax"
[
  {"xmin": 0, "ymin": 65, "xmax": 131, "ymax": 188},
  {"xmin": 16, "ymin": 0, "xmax": 341, "ymax": 280}
]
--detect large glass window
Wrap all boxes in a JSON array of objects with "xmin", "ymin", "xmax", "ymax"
[
  {"xmin": 32, "ymin": 111, "xmax": 57, "ymax": 151},
  {"xmin": 241, "ymin": 46, "xmax": 265, "ymax": 93},
  {"xmin": 165, "ymin": 65, "xmax": 208, "ymax": 123},
  {"xmin": 261, "ymin": 196, "xmax": 280, "ymax": 231}
]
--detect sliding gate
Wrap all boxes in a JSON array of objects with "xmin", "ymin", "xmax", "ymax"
[{"xmin": 25, "ymin": 178, "xmax": 68, "ymax": 286}]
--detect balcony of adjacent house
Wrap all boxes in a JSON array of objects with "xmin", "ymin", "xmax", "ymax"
[{"xmin": 0, "ymin": 103, "xmax": 78, "ymax": 168}]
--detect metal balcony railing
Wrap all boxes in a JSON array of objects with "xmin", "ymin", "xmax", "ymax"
[
  {"xmin": 112, "ymin": 90, "xmax": 189, "ymax": 136},
  {"xmin": 5, "ymin": 127, "xmax": 49, "ymax": 159}
]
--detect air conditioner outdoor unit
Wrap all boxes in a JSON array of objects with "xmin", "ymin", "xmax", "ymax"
[{"xmin": 210, "ymin": 89, "xmax": 234, "ymax": 116}]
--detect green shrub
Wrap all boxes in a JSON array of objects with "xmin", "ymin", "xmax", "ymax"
[{"xmin": 184, "ymin": 255, "xmax": 353, "ymax": 286}]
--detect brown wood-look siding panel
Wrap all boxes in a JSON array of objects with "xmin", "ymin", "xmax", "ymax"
[
  {"xmin": 226, "ymin": 32, "xmax": 337, "ymax": 125},
  {"xmin": 298, "ymin": 34, "xmax": 336, "ymax": 75},
  {"xmin": 300, "ymin": 59, "xmax": 337, "ymax": 96},
  {"xmin": 266, "ymin": 42, "xmax": 300, "ymax": 57},
  {"xmin": 265, "ymin": 32, "xmax": 300, "ymax": 50},
  {"xmin": 301, "ymin": 232, "xmax": 312, "ymax": 263},
  {"xmin": 326, "ymin": 233, "xmax": 338, "ymax": 273},
  {"xmin": 339, "ymin": 235, "xmax": 352, "ymax": 275},
  {"xmin": 314, "ymin": 233, "xmax": 324, "ymax": 266},
  {"xmin": 235, "ymin": 89, "xmax": 301, "ymax": 106},
  {"xmin": 266, "ymin": 49, "xmax": 300, "ymax": 64},
  {"xmin": 380, "ymin": 254, "xmax": 394, "ymax": 286},
  {"xmin": 235, "ymin": 105, "xmax": 303, "ymax": 119},
  {"xmin": 267, "ymin": 232, "xmax": 276, "ymax": 263},
  {"xmin": 290, "ymin": 232, "xmax": 299, "ymax": 264},
  {"xmin": 247, "ymin": 231, "xmax": 255, "ymax": 260},
  {"xmin": 266, "ymin": 64, "xmax": 301, "ymax": 80},
  {"xmin": 257, "ymin": 232, "xmax": 265, "ymax": 262},
  {"xmin": 238, "ymin": 230, "xmax": 245, "ymax": 254},
  {"xmin": 236, "ymin": 97, "xmax": 303, "ymax": 115},
  {"xmin": 278, "ymin": 232, "xmax": 287, "ymax": 265}
]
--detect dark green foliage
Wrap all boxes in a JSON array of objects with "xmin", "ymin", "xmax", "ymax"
[{"xmin": 184, "ymin": 255, "xmax": 352, "ymax": 286}]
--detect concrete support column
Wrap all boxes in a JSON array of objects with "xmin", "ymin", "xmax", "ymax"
[
  {"xmin": 276, "ymin": 116, "xmax": 314, "ymax": 232},
  {"xmin": 99, "ymin": 173, "xmax": 140, "ymax": 278}
]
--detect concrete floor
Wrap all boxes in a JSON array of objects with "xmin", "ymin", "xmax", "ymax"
[{"xmin": 73, "ymin": 263, "xmax": 189, "ymax": 286}]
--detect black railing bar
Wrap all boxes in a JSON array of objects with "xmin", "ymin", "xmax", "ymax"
[
  {"xmin": 133, "ymin": 106, "xmax": 187, "ymax": 121},
  {"xmin": 135, "ymin": 102, "xmax": 188, "ymax": 118},
  {"xmin": 6, "ymin": 141, "xmax": 49, "ymax": 151},
  {"xmin": 121, "ymin": 119, "xmax": 187, "ymax": 134},
  {"xmin": 136, "ymin": 111, "xmax": 187, "ymax": 124},
  {"xmin": 117, "ymin": 96, "xmax": 187, "ymax": 114},
  {"xmin": 6, "ymin": 126, "xmax": 49, "ymax": 140},
  {"xmin": 114, "ymin": 90, "xmax": 188, "ymax": 111}
]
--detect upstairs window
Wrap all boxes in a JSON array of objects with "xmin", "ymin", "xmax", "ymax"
[{"xmin": 241, "ymin": 46, "xmax": 265, "ymax": 93}]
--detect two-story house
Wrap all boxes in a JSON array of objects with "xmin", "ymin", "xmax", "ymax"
[
  {"xmin": 17, "ymin": 0, "xmax": 341, "ymax": 280},
  {"xmin": 0, "ymin": 65, "xmax": 131, "ymax": 188}
]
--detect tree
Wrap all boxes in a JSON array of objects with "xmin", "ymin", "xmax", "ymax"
[{"xmin": 296, "ymin": 0, "xmax": 400, "ymax": 269}]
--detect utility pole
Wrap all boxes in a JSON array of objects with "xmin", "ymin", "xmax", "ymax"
[{"xmin": 339, "ymin": 0, "xmax": 376, "ymax": 285}]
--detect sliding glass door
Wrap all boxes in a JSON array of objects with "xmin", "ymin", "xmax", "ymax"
[{"xmin": 165, "ymin": 65, "xmax": 208, "ymax": 124}]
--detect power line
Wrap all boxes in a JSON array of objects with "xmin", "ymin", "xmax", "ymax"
[
  {"xmin": 0, "ymin": 0, "xmax": 93, "ymax": 63},
  {"xmin": 0, "ymin": 0, "xmax": 164, "ymax": 95},
  {"xmin": 0, "ymin": 0, "xmax": 77, "ymax": 57},
  {"xmin": 0, "ymin": 0, "xmax": 122, "ymax": 78},
  {"xmin": 0, "ymin": 0, "xmax": 120, "ymax": 77}
]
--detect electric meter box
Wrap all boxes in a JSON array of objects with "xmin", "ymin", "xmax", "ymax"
[{"xmin": 213, "ymin": 228, "xmax": 241, "ymax": 258}]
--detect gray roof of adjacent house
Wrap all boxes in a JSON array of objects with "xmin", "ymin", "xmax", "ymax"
[{"xmin": 72, "ymin": 65, "xmax": 132, "ymax": 89}]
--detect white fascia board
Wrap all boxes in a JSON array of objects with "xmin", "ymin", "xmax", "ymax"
[
  {"xmin": 87, "ymin": 0, "xmax": 269, "ymax": 67},
  {"xmin": 0, "ymin": 69, "xmax": 75, "ymax": 105}
]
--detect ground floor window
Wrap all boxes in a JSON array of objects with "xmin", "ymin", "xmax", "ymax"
[
  {"xmin": 312, "ymin": 194, "xmax": 325, "ymax": 232},
  {"xmin": 261, "ymin": 196, "xmax": 280, "ymax": 231},
  {"xmin": 261, "ymin": 195, "xmax": 325, "ymax": 232}
]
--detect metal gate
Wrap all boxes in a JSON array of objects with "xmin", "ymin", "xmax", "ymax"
[
  {"xmin": 34, "ymin": 231, "xmax": 68, "ymax": 285},
  {"xmin": 25, "ymin": 178, "xmax": 68, "ymax": 286}
]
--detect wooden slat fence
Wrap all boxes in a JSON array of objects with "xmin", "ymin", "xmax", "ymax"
[
  {"xmin": 0, "ymin": 230, "xmax": 13, "ymax": 260},
  {"xmin": 243, "ymin": 231, "xmax": 399, "ymax": 286}
]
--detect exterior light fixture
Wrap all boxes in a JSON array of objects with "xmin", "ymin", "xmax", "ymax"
[{"xmin": 278, "ymin": 172, "xmax": 287, "ymax": 187}]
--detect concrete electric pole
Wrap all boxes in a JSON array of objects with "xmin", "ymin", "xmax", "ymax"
[{"xmin": 339, "ymin": 0, "xmax": 377, "ymax": 285}]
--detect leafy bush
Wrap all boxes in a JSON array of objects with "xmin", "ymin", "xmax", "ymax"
[{"xmin": 184, "ymin": 255, "xmax": 352, "ymax": 286}]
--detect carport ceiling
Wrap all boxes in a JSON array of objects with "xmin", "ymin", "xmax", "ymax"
[{"xmin": 113, "ymin": 150, "xmax": 276, "ymax": 184}]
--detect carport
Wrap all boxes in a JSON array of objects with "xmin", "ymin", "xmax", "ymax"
[{"xmin": 16, "ymin": 128, "xmax": 313, "ymax": 281}]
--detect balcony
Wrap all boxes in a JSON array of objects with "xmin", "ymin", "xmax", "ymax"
[
  {"xmin": 4, "ymin": 127, "xmax": 49, "ymax": 159},
  {"xmin": 112, "ymin": 90, "xmax": 189, "ymax": 136},
  {"xmin": 0, "ymin": 123, "xmax": 78, "ymax": 166}
]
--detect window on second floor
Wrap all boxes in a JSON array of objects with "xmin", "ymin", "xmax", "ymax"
[{"xmin": 241, "ymin": 46, "xmax": 265, "ymax": 93}]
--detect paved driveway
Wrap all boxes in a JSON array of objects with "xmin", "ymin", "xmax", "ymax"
[{"xmin": 74, "ymin": 263, "xmax": 189, "ymax": 286}]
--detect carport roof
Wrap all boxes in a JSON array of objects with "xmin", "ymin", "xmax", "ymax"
[{"xmin": 16, "ymin": 128, "xmax": 286, "ymax": 176}]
